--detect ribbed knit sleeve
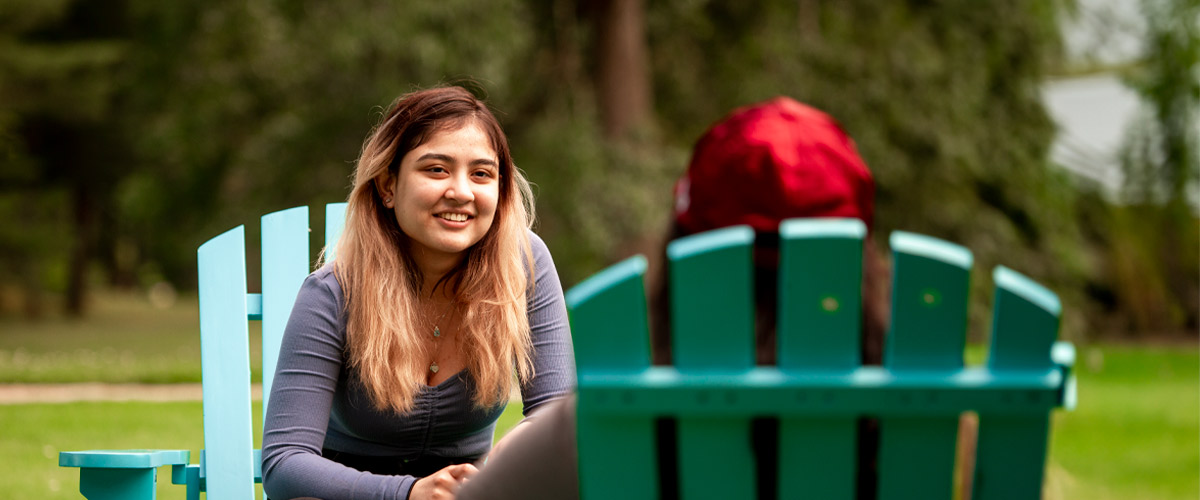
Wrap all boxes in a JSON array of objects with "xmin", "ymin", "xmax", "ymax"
[
  {"xmin": 261, "ymin": 270, "xmax": 418, "ymax": 500},
  {"xmin": 520, "ymin": 232, "xmax": 576, "ymax": 415}
]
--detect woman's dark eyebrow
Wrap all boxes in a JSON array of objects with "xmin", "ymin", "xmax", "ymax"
[
  {"xmin": 472, "ymin": 159, "xmax": 498, "ymax": 168},
  {"xmin": 415, "ymin": 153, "xmax": 496, "ymax": 167},
  {"xmin": 415, "ymin": 153, "xmax": 453, "ymax": 164}
]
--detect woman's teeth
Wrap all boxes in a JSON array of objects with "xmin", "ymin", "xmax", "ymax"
[{"xmin": 438, "ymin": 213, "xmax": 469, "ymax": 222}]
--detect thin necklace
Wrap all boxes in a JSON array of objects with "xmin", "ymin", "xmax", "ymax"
[{"xmin": 427, "ymin": 301, "xmax": 454, "ymax": 374}]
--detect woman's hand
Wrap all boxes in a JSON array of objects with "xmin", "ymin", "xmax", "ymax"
[{"xmin": 410, "ymin": 463, "xmax": 478, "ymax": 500}]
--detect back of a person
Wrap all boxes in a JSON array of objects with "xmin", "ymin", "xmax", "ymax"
[
  {"xmin": 648, "ymin": 96, "xmax": 887, "ymax": 500},
  {"xmin": 651, "ymin": 96, "xmax": 886, "ymax": 367}
]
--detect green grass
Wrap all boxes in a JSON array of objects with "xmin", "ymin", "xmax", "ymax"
[
  {"xmin": 3, "ymin": 400, "xmax": 526, "ymax": 500},
  {"xmin": 1, "ymin": 294, "xmax": 1195, "ymax": 498},
  {"xmin": 0, "ymin": 292, "xmax": 258, "ymax": 383},
  {"xmin": 4, "ymin": 401, "xmax": 209, "ymax": 500},
  {"xmin": 1044, "ymin": 345, "xmax": 1199, "ymax": 500},
  {"xmin": 5, "ymin": 344, "xmax": 1196, "ymax": 499}
]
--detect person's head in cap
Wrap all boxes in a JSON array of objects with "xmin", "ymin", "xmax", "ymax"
[
  {"xmin": 652, "ymin": 96, "xmax": 887, "ymax": 367},
  {"xmin": 673, "ymin": 96, "xmax": 874, "ymax": 238}
]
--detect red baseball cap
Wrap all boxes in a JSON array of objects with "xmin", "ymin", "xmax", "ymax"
[{"xmin": 674, "ymin": 97, "xmax": 875, "ymax": 235}]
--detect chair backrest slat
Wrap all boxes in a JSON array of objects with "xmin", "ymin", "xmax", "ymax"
[
  {"xmin": 567, "ymin": 256, "xmax": 652, "ymax": 371},
  {"xmin": 566, "ymin": 255, "xmax": 657, "ymax": 500},
  {"xmin": 776, "ymin": 218, "xmax": 866, "ymax": 499},
  {"xmin": 197, "ymin": 226, "xmax": 256, "ymax": 500},
  {"xmin": 668, "ymin": 226, "xmax": 755, "ymax": 371},
  {"xmin": 324, "ymin": 202, "xmax": 347, "ymax": 261},
  {"xmin": 777, "ymin": 218, "xmax": 866, "ymax": 371},
  {"xmin": 884, "ymin": 231, "xmax": 973, "ymax": 372},
  {"xmin": 972, "ymin": 265, "xmax": 1062, "ymax": 500},
  {"xmin": 667, "ymin": 226, "xmax": 756, "ymax": 499},
  {"xmin": 987, "ymin": 266, "xmax": 1061, "ymax": 372},
  {"xmin": 260, "ymin": 206, "xmax": 310, "ymax": 421},
  {"xmin": 877, "ymin": 231, "xmax": 973, "ymax": 500}
]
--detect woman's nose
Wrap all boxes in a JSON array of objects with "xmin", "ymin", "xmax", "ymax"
[{"xmin": 445, "ymin": 173, "xmax": 475, "ymax": 203}]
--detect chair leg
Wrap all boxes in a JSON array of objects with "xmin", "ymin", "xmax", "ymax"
[
  {"xmin": 79, "ymin": 467, "xmax": 157, "ymax": 500},
  {"xmin": 184, "ymin": 465, "xmax": 201, "ymax": 500}
]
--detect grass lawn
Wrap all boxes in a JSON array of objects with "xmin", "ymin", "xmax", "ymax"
[
  {"xmin": 6, "ymin": 401, "xmax": 211, "ymax": 500},
  {"xmin": 1044, "ymin": 344, "xmax": 1199, "ymax": 500},
  {"xmin": 1, "ymin": 294, "xmax": 1195, "ymax": 499},
  {"xmin": 0, "ymin": 293, "xmax": 253, "ymax": 383},
  {"xmin": 3, "ymin": 344, "xmax": 1195, "ymax": 499}
]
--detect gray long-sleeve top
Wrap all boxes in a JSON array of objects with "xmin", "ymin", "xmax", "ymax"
[{"xmin": 262, "ymin": 232, "xmax": 575, "ymax": 500}]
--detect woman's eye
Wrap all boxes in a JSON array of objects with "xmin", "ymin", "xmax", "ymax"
[
  {"xmin": 472, "ymin": 170, "xmax": 495, "ymax": 179},
  {"xmin": 426, "ymin": 166, "xmax": 448, "ymax": 174}
]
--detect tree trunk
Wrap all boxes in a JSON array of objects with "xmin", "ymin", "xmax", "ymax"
[
  {"xmin": 66, "ymin": 183, "xmax": 97, "ymax": 317},
  {"xmin": 798, "ymin": 0, "xmax": 822, "ymax": 40},
  {"xmin": 592, "ymin": 0, "xmax": 652, "ymax": 139},
  {"xmin": 97, "ymin": 203, "xmax": 138, "ymax": 289}
]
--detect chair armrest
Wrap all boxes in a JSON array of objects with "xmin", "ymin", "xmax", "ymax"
[
  {"xmin": 59, "ymin": 450, "xmax": 190, "ymax": 500},
  {"xmin": 1051, "ymin": 341, "xmax": 1077, "ymax": 411},
  {"xmin": 59, "ymin": 449, "xmax": 191, "ymax": 468}
]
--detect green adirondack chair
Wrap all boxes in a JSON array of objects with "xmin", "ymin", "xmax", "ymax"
[
  {"xmin": 58, "ymin": 203, "xmax": 348, "ymax": 500},
  {"xmin": 566, "ymin": 218, "xmax": 1076, "ymax": 500}
]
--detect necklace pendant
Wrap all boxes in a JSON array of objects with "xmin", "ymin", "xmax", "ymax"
[
  {"xmin": 429, "ymin": 361, "xmax": 439, "ymax": 373},
  {"xmin": 433, "ymin": 326, "xmax": 441, "ymax": 338}
]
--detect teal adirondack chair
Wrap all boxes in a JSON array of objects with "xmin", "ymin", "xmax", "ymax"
[
  {"xmin": 566, "ymin": 219, "xmax": 1076, "ymax": 500},
  {"xmin": 59, "ymin": 203, "xmax": 348, "ymax": 500}
]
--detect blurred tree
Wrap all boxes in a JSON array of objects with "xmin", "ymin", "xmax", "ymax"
[
  {"xmin": 0, "ymin": 0, "xmax": 127, "ymax": 317},
  {"xmin": 114, "ymin": 0, "xmax": 533, "ymax": 289},
  {"xmin": 592, "ymin": 0, "xmax": 653, "ymax": 138},
  {"xmin": 641, "ymin": 0, "xmax": 1091, "ymax": 338},
  {"xmin": 1121, "ymin": 0, "xmax": 1199, "ymax": 207},
  {"xmin": 509, "ymin": 0, "xmax": 1095, "ymax": 342},
  {"xmin": 501, "ymin": 0, "xmax": 680, "ymax": 284},
  {"xmin": 4, "ymin": 0, "xmax": 537, "ymax": 313},
  {"xmin": 9, "ymin": 0, "xmax": 1177, "ymax": 341},
  {"xmin": 1107, "ymin": 0, "xmax": 1199, "ymax": 334}
]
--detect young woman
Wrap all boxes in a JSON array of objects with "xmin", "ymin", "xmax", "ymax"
[{"xmin": 261, "ymin": 86, "xmax": 574, "ymax": 500}]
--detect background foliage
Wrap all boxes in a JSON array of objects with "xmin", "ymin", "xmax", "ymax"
[{"xmin": 0, "ymin": 0, "xmax": 1196, "ymax": 341}]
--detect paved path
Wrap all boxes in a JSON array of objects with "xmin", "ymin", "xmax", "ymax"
[{"xmin": 0, "ymin": 383, "xmax": 261, "ymax": 404}]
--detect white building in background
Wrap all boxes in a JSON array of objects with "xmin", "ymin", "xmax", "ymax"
[
  {"xmin": 1041, "ymin": 0, "xmax": 1146, "ymax": 199},
  {"xmin": 1041, "ymin": 75, "xmax": 1141, "ymax": 197}
]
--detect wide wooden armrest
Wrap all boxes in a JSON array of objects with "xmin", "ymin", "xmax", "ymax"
[
  {"xmin": 59, "ymin": 449, "xmax": 191, "ymax": 468},
  {"xmin": 59, "ymin": 450, "xmax": 191, "ymax": 500}
]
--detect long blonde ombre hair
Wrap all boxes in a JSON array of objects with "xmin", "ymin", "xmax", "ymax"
[{"xmin": 327, "ymin": 86, "xmax": 536, "ymax": 415}]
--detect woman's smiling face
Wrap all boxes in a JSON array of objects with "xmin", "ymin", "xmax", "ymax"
[{"xmin": 382, "ymin": 121, "xmax": 500, "ymax": 267}]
